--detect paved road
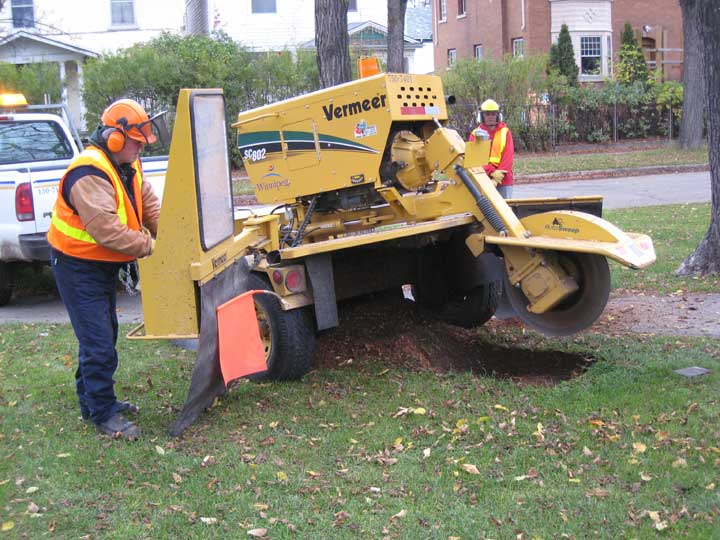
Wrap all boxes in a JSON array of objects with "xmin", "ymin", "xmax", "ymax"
[
  {"xmin": 0, "ymin": 171, "xmax": 712, "ymax": 324},
  {"xmin": 515, "ymin": 171, "xmax": 711, "ymax": 209}
]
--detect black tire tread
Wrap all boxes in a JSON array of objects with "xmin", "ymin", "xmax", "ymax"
[{"xmin": 247, "ymin": 273, "xmax": 315, "ymax": 381}]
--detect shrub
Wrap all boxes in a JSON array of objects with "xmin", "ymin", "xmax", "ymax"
[
  {"xmin": 0, "ymin": 62, "xmax": 62, "ymax": 104},
  {"xmin": 83, "ymin": 32, "xmax": 319, "ymax": 165},
  {"xmin": 616, "ymin": 22, "xmax": 649, "ymax": 85}
]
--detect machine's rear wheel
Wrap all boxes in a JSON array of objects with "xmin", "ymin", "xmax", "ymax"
[
  {"xmin": 505, "ymin": 252, "xmax": 610, "ymax": 336},
  {"xmin": 247, "ymin": 273, "xmax": 315, "ymax": 381},
  {"xmin": 436, "ymin": 281, "xmax": 502, "ymax": 328}
]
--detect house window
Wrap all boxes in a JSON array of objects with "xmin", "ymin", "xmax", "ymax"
[
  {"xmin": 439, "ymin": 0, "xmax": 447, "ymax": 21},
  {"xmin": 580, "ymin": 36, "xmax": 602, "ymax": 76},
  {"xmin": 447, "ymin": 48, "xmax": 457, "ymax": 67},
  {"xmin": 11, "ymin": 0, "xmax": 34, "ymax": 28},
  {"xmin": 111, "ymin": 0, "xmax": 135, "ymax": 26},
  {"xmin": 457, "ymin": 0, "xmax": 466, "ymax": 17},
  {"xmin": 512, "ymin": 38, "xmax": 524, "ymax": 58},
  {"xmin": 252, "ymin": 0, "xmax": 276, "ymax": 13},
  {"xmin": 474, "ymin": 44, "xmax": 483, "ymax": 60},
  {"xmin": 348, "ymin": 0, "xmax": 357, "ymax": 11}
]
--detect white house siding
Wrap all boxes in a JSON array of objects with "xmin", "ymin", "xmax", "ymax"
[
  {"xmin": 550, "ymin": 0, "xmax": 613, "ymax": 81},
  {"xmin": 0, "ymin": 0, "xmax": 186, "ymax": 54},
  {"xmin": 203, "ymin": 0, "xmax": 390, "ymax": 51}
]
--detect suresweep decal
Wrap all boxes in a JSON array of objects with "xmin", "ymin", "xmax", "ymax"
[{"xmin": 238, "ymin": 130, "xmax": 379, "ymax": 160}]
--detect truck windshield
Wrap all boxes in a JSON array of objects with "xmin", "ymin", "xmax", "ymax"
[{"xmin": 0, "ymin": 120, "xmax": 74, "ymax": 165}]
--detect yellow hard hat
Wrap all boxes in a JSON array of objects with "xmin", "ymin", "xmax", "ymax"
[{"xmin": 480, "ymin": 99, "xmax": 500, "ymax": 112}]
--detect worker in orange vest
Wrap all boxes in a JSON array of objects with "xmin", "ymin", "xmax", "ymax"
[
  {"xmin": 47, "ymin": 99, "xmax": 163, "ymax": 440},
  {"xmin": 469, "ymin": 99, "xmax": 515, "ymax": 198}
]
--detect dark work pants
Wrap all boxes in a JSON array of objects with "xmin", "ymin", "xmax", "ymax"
[{"xmin": 51, "ymin": 249, "xmax": 122, "ymax": 424}]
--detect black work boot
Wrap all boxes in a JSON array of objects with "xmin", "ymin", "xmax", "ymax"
[
  {"xmin": 95, "ymin": 413, "xmax": 141, "ymax": 441},
  {"xmin": 81, "ymin": 400, "xmax": 139, "ymax": 421}
]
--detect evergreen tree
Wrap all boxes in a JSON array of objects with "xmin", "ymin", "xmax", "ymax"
[
  {"xmin": 556, "ymin": 24, "xmax": 579, "ymax": 86},
  {"xmin": 617, "ymin": 22, "xmax": 649, "ymax": 84},
  {"xmin": 548, "ymin": 42, "xmax": 559, "ymax": 74}
]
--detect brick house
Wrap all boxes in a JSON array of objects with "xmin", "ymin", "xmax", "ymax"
[{"xmin": 433, "ymin": 0, "xmax": 683, "ymax": 82}]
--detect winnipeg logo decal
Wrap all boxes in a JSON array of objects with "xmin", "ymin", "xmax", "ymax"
[{"xmin": 545, "ymin": 217, "xmax": 580, "ymax": 234}]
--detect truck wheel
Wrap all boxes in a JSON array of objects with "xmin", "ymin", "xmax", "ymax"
[
  {"xmin": 247, "ymin": 273, "xmax": 315, "ymax": 381},
  {"xmin": 0, "ymin": 263, "xmax": 15, "ymax": 306},
  {"xmin": 437, "ymin": 280, "xmax": 502, "ymax": 328}
]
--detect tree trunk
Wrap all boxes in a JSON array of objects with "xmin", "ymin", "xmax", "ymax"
[
  {"xmin": 315, "ymin": 0, "xmax": 351, "ymax": 88},
  {"xmin": 677, "ymin": 0, "xmax": 720, "ymax": 275},
  {"xmin": 387, "ymin": 0, "xmax": 409, "ymax": 73},
  {"xmin": 678, "ymin": 0, "xmax": 705, "ymax": 149}
]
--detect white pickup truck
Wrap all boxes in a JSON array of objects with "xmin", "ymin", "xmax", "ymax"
[{"xmin": 0, "ymin": 94, "xmax": 167, "ymax": 305}]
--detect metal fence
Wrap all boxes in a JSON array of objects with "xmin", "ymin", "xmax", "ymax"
[{"xmin": 448, "ymin": 101, "xmax": 680, "ymax": 152}]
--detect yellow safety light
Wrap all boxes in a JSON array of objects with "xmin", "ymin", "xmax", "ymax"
[{"xmin": 0, "ymin": 93, "xmax": 28, "ymax": 107}]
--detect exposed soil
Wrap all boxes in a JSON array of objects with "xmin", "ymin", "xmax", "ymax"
[
  {"xmin": 313, "ymin": 293, "xmax": 596, "ymax": 386},
  {"xmin": 312, "ymin": 291, "xmax": 720, "ymax": 386}
]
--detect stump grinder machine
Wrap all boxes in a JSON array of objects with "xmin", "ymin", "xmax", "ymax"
[{"xmin": 130, "ymin": 73, "xmax": 656, "ymax": 435}]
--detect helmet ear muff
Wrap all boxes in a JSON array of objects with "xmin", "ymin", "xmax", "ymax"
[{"xmin": 103, "ymin": 127, "xmax": 126, "ymax": 152}]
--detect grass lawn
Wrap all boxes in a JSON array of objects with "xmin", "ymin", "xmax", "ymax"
[
  {"xmin": 1, "ymin": 324, "xmax": 719, "ymax": 539},
  {"xmin": 2, "ymin": 200, "xmax": 719, "ymax": 539},
  {"xmin": 515, "ymin": 145, "xmax": 709, "ymax": 177},
  {"xmin": 605, "ymin": 203, "xmax": 720, "ymax": 295}
]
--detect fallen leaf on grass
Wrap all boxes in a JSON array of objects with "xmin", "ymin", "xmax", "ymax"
[
  {"xmin": 25, "ymin": 486, "xmax": 39, "ymax": 494},
  {"xmin": 155, "ymin": 445, "xmax": 166, "ymax": 456},
  {"xmin": 332, "ymin": 510, "xmax": 350, "ymax": 527},
  {"xmin": 200, "ymin": 517, "xmax": 217, "ymax": 525},
  {"xmin": 247, "ymin": 528, "xmax": 268, "ymax": 537},
  {"xmin": 514, "ymin": 469, "xmax": 539, "ymax": 481},
  {"xmin": 276, "ymin": 471, "xmax": 288, "ymax": 482},
  {"xmin": 423, "ymin": 448, "xmax": 431, "ymax": 459},
  {"xmin": 672, "ymin": 458, "xmax": 687, "ymax": 468},
  {"xmin": 28, "ymin": 502, "xmax": 40, "ymax": 513},
  {"xmin": 632, "ymin": 442, "xmax": 647, "ymax": 454},
  {"xmin": 585, "ymin": 488, "xmax": 610, "ymax": 498},
  {"xmin": 391, "ymin": 509, "xmax": 407, "ymax": 520},
  {"xmin": 582, "ymin": 446, "xmax": 593, "ymax": 457},
  {"xmin": 56, "ymin": 453, "xmax": 70, "ymax": 458},
  {"xmin": 460, "ymin": 463, "xmax": 480, "ymax": 475},
  {"xmin": 172, "ymin": 473, "xmax": 182, "ymax": 483},
  {"xmin": 1, "ymin": 522, "xmax": 13, "ymax": 532},
  {"xmin": 640, "ymin": 472, "xmax": 652, "ymax": 482},
  {"xmin": 494, "ymin": 404, "xmax": 508, "ymax": 411}
]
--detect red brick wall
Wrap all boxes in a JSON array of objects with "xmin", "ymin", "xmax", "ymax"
[
  {"xmin": 434, "ymin": 0, "xmax": 683, "ymax": 80},
  {"xmin": 612, "ymin": 0, "xmax": 684, "ymax": 81},
  {"xmin": 433, "ymin": 0, "xmax": 505, "ymax": 70}
]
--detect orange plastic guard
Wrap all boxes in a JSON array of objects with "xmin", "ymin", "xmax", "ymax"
[{"xmin": 216, "ymin": 290, "xmax": 268, "ymax": 384}]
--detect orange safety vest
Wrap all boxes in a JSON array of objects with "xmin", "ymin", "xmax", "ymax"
[
  {"xmin": 488, "ymin": 126, "xmax": 509, "ymax": 167},
  {"xmin": 47, "ymin": 147, "xmax": 144, "ymax": 263}
]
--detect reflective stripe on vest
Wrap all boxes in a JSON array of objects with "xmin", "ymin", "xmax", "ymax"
[
  {"xmin": 48, "ymin": 147, "xmax": 143, "ymax": 262},
  {"xmin": 488, "ymin": 127, "xmax": 508, "ymax": 166}
]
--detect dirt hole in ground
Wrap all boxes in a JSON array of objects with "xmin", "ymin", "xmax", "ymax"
[{"xmin": 313, "ymin": 293, "xmax": 595, "ymax": 386}]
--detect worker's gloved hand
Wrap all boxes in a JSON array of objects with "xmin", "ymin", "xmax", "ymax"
[{"xmin": 489, "ymin": 170, "xmax": 507, "ymax": 186}]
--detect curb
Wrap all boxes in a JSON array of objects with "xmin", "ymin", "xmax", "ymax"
[{"xmin": 516, "ymin": 163, "xmax": 709, "ymax": 184}]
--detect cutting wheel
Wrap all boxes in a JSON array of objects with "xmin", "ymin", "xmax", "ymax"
[{"xmin": 505, "ymin": 252, "xmax": 610, "ymax": 336}]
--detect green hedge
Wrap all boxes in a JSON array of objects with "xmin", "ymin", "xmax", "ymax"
[{"xmin": 82, "ymin": 32, "xmax": 319, "ymax": 166}]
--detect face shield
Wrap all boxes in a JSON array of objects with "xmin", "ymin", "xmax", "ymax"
[{"xmin": 124, "ymin": 111, "xmax": 170, "ymax": 147}]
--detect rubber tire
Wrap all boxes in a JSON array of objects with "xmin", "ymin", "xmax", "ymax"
[
  {"xmin": 0, "ymin": 262, "xmax": 15, "ymax": 307},
  {"xmin": 437, "ymin": 280, "xmax": 502, "ymax": 328},
  {"xmin": 247, "ymin": 272, "xmax": 315, "ymax": 381}
]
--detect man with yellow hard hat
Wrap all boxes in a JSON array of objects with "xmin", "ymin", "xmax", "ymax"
[
  {"xmin": 469, "ymin": 98, "xmax": 515, "ymax": 198},
  {"xmin": 47, "ymin": 98, "xmax": 163, "ymax": 440}
]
